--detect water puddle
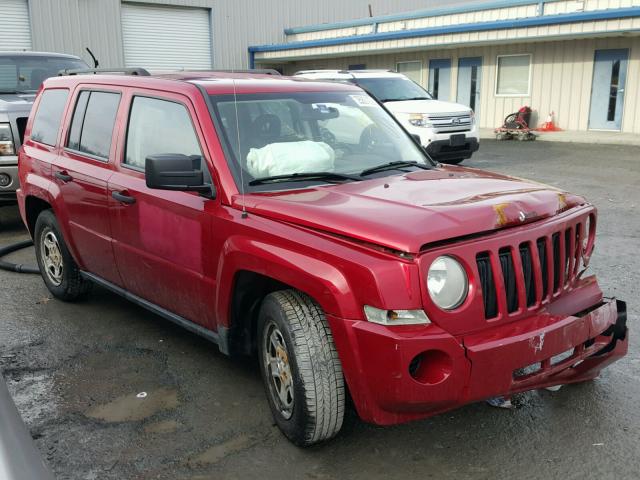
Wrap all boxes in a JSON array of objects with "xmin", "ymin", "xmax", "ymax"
[
  {"xmin": 188, "ymin": 434, "xmax": 255, "ymax": 466},
  {"xmin": 144, "ymin": 419, "xmax": 180, "ymax": 434},
  {"xmin": 85, "ymin": 387, "xmax": 178, "ymax": 422}
]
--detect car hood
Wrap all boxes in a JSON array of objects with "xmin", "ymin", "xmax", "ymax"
[
  {"xmin": 234, "ymin": 166, "xmax": 586, "ymax": 254},
  {"xmin": 384, "ymin": 99, "xmax": 470, "ymax": 115}
]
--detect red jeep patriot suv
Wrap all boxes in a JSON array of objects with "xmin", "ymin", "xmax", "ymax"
[{"xmin": 17, "ymin": 71, "xmax": 628, "ymax": 446}]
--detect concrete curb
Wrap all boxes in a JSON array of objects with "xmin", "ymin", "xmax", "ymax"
[{"xmin": 479, "ymin": 128, "xmax": 640, "ymax": 147}]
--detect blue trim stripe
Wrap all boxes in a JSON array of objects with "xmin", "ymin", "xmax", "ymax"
[
  {"xmin": 251, "ymin": 7, "xmax": 640, "ymax": 53},
  {"xmin": 283, "ymin": 0, "xmax": 563, "ymax": 35}
]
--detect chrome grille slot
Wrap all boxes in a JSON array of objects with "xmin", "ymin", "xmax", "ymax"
[
  {"xmin": 552, "ymin": 232, "xmax": 561, "ymax": 293},
  {"xmin": 476, "ymin": 252, "xmax": 497, "ymax": 319},
  {"xmin": 519, "ymin": 243, "xmax": 536, "ymax": 307},
  {"xmin": 499, "ymin": 248, "xmax": 519, "ymax": 313},
  {"xmin": 427, "ymin": 112, "xmax": 472, "ymax": 133},
  {"xmin": 536, "ymin": 237, "xmax": 549, "ymax": 299}
]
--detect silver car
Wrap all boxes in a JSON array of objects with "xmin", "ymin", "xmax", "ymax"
[{"xmin": 0, "ymin": 52, "xmax": 88, "ymax": 204}]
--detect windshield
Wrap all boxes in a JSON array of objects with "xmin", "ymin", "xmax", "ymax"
[
  {"xmin": 209, "ymin": 90, "xmax": 433, "ymax": 192},
  {"xmin": 0, "ymin": 55, "xmax": 88, "ymax": 93},
  {"xmin": 354, "ymin": 77, "xmax": 433, "ymax": 102}
]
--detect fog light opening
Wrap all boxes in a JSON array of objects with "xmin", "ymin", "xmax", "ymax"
[{"xmin": 408, "ymin": 350, "xmax": 453, "ymax": 385}]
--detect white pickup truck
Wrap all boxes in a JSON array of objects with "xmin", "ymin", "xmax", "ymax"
[{"xmin": 295, "ymin": 69, "xmax": 479, "ymax": 164}]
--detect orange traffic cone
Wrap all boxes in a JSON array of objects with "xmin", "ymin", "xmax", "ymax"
[{"xmin": 535, "ymin": 111, "xmax": 562, "ymax": 131}]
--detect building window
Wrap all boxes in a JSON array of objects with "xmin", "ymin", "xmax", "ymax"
[
  {"xmin": 496, "ymin": 54, "xmax": 531, "ymax": 96},
  {"xmin": 396, "ymin": 61, "xmax": 422, "ymax": 84},
  {"xmin": 348, "ymin": 63, "xmax": 366, "ymax": 70}
]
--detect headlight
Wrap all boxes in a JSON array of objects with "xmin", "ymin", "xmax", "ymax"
[
  {"xmin": 408, "ymin": 114, "xmax": 432, "ymax": 128},
  {"xmin": 427, "ymin": 256, "xmax": 468, "ymax": 310},
  {"xmin": 469, "ymin": 110, "xmax": 476, "ymax": 124},
  {"xmin": 364, "ymin": 305, "xmax": 430, "ymax": 325},
  {"xmin": 0, "ymin": 123, "xmax": 15, "ymax": 156}
]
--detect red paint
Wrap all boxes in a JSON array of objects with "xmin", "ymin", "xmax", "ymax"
[{"xmin": 17, "ymin": 73, "xmax": 627, "ymax": 426}]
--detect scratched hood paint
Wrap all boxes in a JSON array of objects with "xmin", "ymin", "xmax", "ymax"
[{"xmin": 237, "ymin": 166, "xmax": 586, "ymax": 253}]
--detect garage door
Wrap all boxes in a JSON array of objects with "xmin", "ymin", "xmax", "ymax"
[
  {"xmin": 0, "ymin": 0, "xmax": 32, "ymax": 51},
  {"xmin": 121, "ymin": 3, "xmax": 212, "ymax": 71}
]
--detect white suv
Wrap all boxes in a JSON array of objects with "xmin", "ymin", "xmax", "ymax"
[{"xmin": 294, "ymin": 70, "xmax": 479, "ymax": 164}]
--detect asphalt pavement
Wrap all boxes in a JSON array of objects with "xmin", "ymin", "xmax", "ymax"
[{"xmin": 1, "ymin": 139, "xmax": 638, "ymax": 479}]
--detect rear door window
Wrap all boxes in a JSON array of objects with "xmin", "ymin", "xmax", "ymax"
[
  {"xmin": 31, "ymin": 89, "xmax": 69, "ymax": 146},
  {"xmin": 67, "ymin": 90, "xmax": 120, "ymax": 160}
]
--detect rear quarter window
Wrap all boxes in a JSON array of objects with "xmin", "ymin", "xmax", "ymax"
[{"xmin": 30, "ymin": 89, "xmax": 69, "ymax": 146}]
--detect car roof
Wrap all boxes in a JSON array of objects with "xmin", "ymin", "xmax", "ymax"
[
  {"xmin": 0, "ymin": 51, "xmax": 83, "ymax": 60},
  {"xmin": 41, "ymin": 71, "xmax": 363, "ymax": 96}
]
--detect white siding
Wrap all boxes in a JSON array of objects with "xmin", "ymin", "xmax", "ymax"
[
  {"xmin": 0, "ymin": 0, "xmax": 32, "ymax": 51},
  {"xmin": 121, "ymin": 3, "xmax": 212, "ymax": 70}
]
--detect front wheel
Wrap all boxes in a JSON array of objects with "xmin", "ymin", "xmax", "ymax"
[{"xmin": 258, "ymin": 290, "xmax": 345, "ymax": 446}]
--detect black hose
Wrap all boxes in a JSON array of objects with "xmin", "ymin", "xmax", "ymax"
[{"xmin": 0, "ymin": 239, "xmax": 40, "ymax": 274}]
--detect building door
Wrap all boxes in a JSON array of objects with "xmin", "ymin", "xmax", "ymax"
[
  {"xmin": 589, "ymin": 49, "xmax": 629, "ymax": 131},
  {"xmin": 428, "ymin": 59, "xmax": 451, "ymax": 100},
  {"xmin": 0, "ymin": 0, "xmax": 32, "ymax": 51},
  {"xmin": 121, "ymin": 3, "xmax": 212, "ymax": 70},
  {"xmin": 457, "ymin": 57, "xmax": 482, "ymax": 115}
]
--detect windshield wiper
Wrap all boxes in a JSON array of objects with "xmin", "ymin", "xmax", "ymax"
[
  {"xmin": 360, "ymin": 161, "xmax": 430, "ymax": 177},
  {"xmin": 248, "ymin": 171, "xmax": 360, "ymax": 186}
]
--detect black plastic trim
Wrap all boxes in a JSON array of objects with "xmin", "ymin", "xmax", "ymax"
[{"xmin": 80, "ymin": 271, "xmax": 223, "ymax": 348}]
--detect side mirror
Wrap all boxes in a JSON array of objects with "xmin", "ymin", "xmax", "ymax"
[
  {"xmin": 411, "ymin": 133, "xmax": 423, "ymax": 145},
  {"xmin": 145, "ymin": 154, "xmax": 214, "ymax": 197}
]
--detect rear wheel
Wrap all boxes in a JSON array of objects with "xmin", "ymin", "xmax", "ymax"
[
  {"xmin": 258, "ymin": 290, "xmax": 345, "ymax": 446},
  {"xmin": 34, "ymin": 210, "xmax": 92, "ymax": 301}
]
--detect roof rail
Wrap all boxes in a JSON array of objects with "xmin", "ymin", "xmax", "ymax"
[
  {"xmin": 58, "ymin": 67, "xmax": 150, "ymax": 76},
  {"xmin": 338, "ymin": 69, "xmax": 394, "ymax": 73},
  {"xmin": 196, "ymin": 69, "xmax": 282, "ymax": 76}
]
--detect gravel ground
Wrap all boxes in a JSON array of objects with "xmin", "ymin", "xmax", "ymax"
[{"xmin": 0, "ymin": 139, "xmax": 638, "ymax": 480}]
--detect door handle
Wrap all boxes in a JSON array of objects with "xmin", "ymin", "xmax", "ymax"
[
  {"xmin": 54, "ymin": 171, "xmax": 72, "ymax": 182},
  {"xmin": 112, "ymin": 190, "xmax": 136, "ymax": 205}
]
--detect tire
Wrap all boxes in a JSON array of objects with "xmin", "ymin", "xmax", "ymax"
[
  {"xmin": 258, "ymin": 290, "xmax": 345, "ymax": 446},
  {"xmin": 34, "ymin": 209, "xmax": 92, "ymax": 301},
  {"xmin": 441, "ymin": 157, "xmax": 465, "ymax": 165}
]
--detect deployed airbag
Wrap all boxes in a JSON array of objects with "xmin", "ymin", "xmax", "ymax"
[{"xmin": 246, "ymin": 141, "xmax": 335, "ymax": 178}]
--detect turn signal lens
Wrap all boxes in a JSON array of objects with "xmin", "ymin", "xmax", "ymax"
[{"xmin": 364, "ymin": 305, "xmax": 430, "ymax": 325}]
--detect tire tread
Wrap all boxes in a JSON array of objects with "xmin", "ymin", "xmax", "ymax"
[{"xmin": 268, "ymin": 290, "xmax": 345, "ymax": 445}]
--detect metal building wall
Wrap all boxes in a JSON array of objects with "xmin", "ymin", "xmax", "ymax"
[
  {"xmin": 24, "ymin": 0, "xmax": 479, "ymax": 69},
  {"xmin": 287, "ymin": 36, "xmax": 640, "ymax": 134},
  {"xmin": 209, "ymin": 0, "xmax": 480, "ymax": 68}
]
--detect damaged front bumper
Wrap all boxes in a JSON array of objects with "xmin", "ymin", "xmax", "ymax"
[{"xmin": 328, "ymin": 298, "xmax": 627, "ymax": 425}]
